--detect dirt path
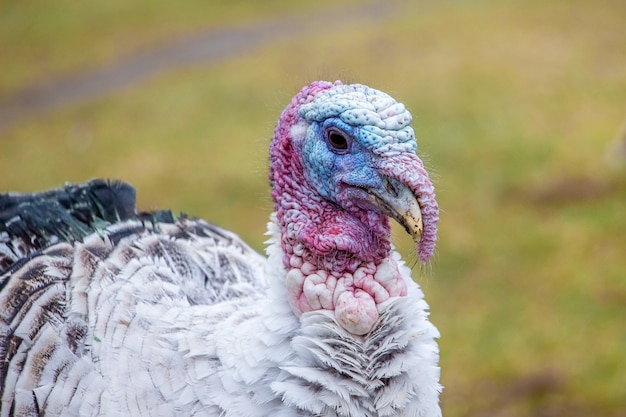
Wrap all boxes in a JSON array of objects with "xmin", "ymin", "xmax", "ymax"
[{"xmin": 0, "ymin": 0, "xmax": 406, "ymax": 134}]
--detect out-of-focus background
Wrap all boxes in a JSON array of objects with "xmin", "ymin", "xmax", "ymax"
[{"xmin": 1, "ymin": 0, "xmax": 625, "ymax": 415}]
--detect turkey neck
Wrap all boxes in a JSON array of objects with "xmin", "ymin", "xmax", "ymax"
[{"xmin": 269, "ymin": 136, "xmax": 406, "ymax": 336}]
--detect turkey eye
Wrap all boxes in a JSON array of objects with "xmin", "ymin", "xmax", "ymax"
[{"xmin": 326, "ymin": 128, "xmax": 349, "ymax": 151}]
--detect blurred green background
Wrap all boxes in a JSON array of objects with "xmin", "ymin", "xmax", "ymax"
[{"xmin": 1, "ymin": 0, "xmax": 625, "ymax": 415}]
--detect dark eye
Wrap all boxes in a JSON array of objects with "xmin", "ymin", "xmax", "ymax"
[{"xmin": 326, "ymin": 128, "xmax": 349, "ymax": 151}]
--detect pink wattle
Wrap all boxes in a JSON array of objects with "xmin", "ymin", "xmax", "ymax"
[{"xmin": 284, "ymin": 253, "xmax": 407, "ymax": 335}]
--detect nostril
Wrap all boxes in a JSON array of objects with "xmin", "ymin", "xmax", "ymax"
[{"xmin": 385, "ymin": 178, "xmax": 400, "ymax": 198}]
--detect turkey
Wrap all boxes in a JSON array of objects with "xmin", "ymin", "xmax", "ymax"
[{"xmin": 0, "ymin": 81, "xmax": 442, "ymax": 417}]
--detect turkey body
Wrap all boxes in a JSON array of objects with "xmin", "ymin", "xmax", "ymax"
[{"xmin": 0, "ymin": 81, "xmax": 442, "ymax": 417}]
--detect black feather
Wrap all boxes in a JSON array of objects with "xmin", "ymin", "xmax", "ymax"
[{"xmin": 0, "ymin": 179, "xmax": 140, "ymax": 271}]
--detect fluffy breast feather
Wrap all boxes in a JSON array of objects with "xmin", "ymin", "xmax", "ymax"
[{"xmin": 0, "ymin": 218, "xmax": 267, "ymax": 416}]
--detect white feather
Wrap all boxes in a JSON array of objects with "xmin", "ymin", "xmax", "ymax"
[{"xmin": 1, "ymin": 211, "xmax": 441, "ymax": 417}]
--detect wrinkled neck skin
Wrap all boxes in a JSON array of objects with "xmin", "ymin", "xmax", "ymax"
[
  {"xmin": 278, "ymin": 151, "xmax": 392, "ymax": 270},
  {"xmin": 270, "ymin": 124, "xmax": 407, "ymax": 336}
]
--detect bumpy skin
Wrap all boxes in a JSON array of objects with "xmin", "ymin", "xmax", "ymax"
[
  {"xmin": 270, "ymin": 81, "xmax": 438, "ymax": 335},
  {"xmin": 0, "ymin": 81, "xmax": 442, "ymax": 417}
]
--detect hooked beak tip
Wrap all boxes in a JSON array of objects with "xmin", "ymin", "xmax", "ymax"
[
  {"xmin": 401, "ymin": 204, "xmax": 424, "ymax": 244},
  {"xmin": 369, "ymin": 177, "xmax": 424, "ymax": 244}
]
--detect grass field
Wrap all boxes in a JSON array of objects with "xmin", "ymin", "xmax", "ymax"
[{"xmin": 1, "ymin": 0, "xmax": 625, "ymax": 415}]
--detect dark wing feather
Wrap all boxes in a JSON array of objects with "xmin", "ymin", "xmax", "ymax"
[
  {"xmin": 0, "ymin": 179, "xmax": 266, "ymax": 294},
  {"xmin": 0, "ymin": 179, "xmax": 136, "ymax": 271}
]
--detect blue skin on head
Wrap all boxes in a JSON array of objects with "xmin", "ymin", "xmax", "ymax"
[{"xmin": 301, "ymin": 118, "xmax": 387, "ymax": 213}]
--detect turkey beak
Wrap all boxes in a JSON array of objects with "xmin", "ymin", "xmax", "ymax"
[{"xmin": 370, "ymin": 178, "xmax": 423, "ymax": 244}]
